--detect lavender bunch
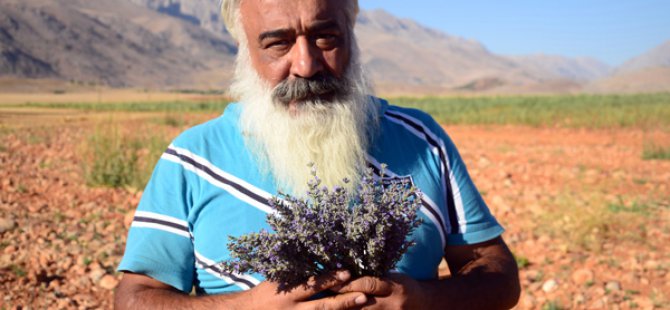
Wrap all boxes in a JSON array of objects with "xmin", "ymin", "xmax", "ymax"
[{"xmin": 219, "ymin": 165, "xmax": 423, "ymax": 289}]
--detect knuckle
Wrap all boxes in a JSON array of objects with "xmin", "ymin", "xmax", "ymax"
[
  {"xmin": 315, "ymin": 301, "xmax": 330, "ymax": 310},
  {"xmin": 363, "ymin": 278, "xmax": 378, "ymax": 293}
]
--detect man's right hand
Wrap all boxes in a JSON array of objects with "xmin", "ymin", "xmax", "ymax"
[
  {"xmin": 245, "ymin": 270, "xmax": 368, "ymax": 309},
  {"xmin": 115, "ymin": 270, "xmax": 367, "ymax": 310}
]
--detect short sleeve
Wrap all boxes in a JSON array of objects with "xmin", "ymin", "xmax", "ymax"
[
  {"xmin": 438, "ymin": 128, "xmax": 504, "ymax": 245},
  {"xmin": 117, "ymin": 154, "xmax": 196, "ymax": 293}
]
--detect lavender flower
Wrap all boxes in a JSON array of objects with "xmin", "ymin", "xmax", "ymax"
[{"xmin": 219, "ymin": 164, "xmax": 423, "ymax": 289}]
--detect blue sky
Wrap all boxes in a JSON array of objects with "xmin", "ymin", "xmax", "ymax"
[{"xmin": 359, "ymin": 0, "xmax": 670, "ymax": 66}]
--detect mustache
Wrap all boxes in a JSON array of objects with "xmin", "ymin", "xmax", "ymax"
[{"xmin": 272, "ymin": 73, "xmax": 349, "ymax": 105}]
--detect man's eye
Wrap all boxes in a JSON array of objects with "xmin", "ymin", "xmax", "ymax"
[
  {"xmin": 266, "ymin": 40, "xmax": 291, "ymax": 49},
  {"xmin": 315, "ymin": 34, "xmax": 338, "ymax": 48}
]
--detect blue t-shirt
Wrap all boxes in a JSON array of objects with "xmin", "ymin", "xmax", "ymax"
[{"xmin": 118, "ymin": 98, "xmax": 503, "ymax": 294}]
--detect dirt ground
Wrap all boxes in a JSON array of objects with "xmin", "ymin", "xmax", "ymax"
[{"xmin": 0, "ymin": 109, "xmax": 668, "ymax": 309}]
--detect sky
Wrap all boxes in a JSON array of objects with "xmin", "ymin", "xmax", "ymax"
[{"xmin": 359, "ymin": 0, "xmax": 670, "ymax": 66}]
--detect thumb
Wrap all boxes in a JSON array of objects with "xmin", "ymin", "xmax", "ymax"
[{"xmin": 288, "ymin": 270, "xmax": 353, "ymax": 301}]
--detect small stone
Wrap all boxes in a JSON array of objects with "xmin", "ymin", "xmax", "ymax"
[
  {"xmin": 89, "ymin": 269, "xmax": 105, "ymax": 283},
  {"xmin": 572, "ymin": 268, "xmax": 594, "ymax": 285},
  {"xmin": 537, "ymin": 235, "xmax": 551, "ymax": 245},
  {"xmin": 58, "ymin": 257, "xmax": 73, "ymax": 270},
  {"xmin": 521, "ymin": 293, "xmax": 536, "ymax": 308},
  {"xmin": 99, "ymin": 275, "xmax": 119, "ymax": 290},
  {"xmin": 643, "ymin": 260, "xmax": 659, "ymax": 270},
  {"xmin": 590, "ymin": 298, "xmax": 606, "ymax": 309},
  {"xmin": 57, "ymin": 299, "xmax": 71, "ymax": 309},
  {"xmin": 593, "ymin": 287, "xmax": 606, "ymax": 297},
  {"xmin": 633, "ymin": 296, "xmax": 655, "ymax": 310},
  {"xmin": 525, "ymin": 269, "xmax": 541, "ymax": 283},
  {"xmin": 605, "ymin": 281, "xmax": 621, "ymax": 292},
  {"xmin": 3, "ymin": 245, "xmax": 17, "ymax": 254},
  {"xmin": 542, "ymin": 279, "xmax": 558, "ymax": 293},
  {"xmin": 0, "ymin": 254, "xmax": 13, "ymax": 268},
  {"xmin": 77, "ymin": 275, "xmax": 91, "ymax": 288},
  {"xmin": 0, "ymin": 218, "xmax": 16, "ymax": 233}
]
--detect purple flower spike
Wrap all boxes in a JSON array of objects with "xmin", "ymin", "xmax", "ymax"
[{"xmin": 218, "ymin": 164, "xmax": 422, "ymax": 290}]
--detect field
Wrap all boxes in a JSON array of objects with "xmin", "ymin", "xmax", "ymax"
[{"xmin": 1, "ymin": 92, "xmax": 669, "ymax": 309}]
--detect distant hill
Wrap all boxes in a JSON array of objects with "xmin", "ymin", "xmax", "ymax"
[
  {"xmin": 0, "ymin": 0, "xmax": 236, "ymax": 88},
  {"xmin": 616, "ymin": 40, "xmax": 670, "ymax": 74},
  {"xmin": 585, "ymin": 67, "xmax": 670, "ymax": 94},
  {"xmin": 127, "ymin": 0, "xmax": 227, "ymax": 35},
  {"xmin": 585, "ymin": 40, "xmax": 670, "ymax": 93},
  {"xmin": 1, "ymin": 0, "xmax": 665, "ymax": 94},
  {"xmin": 355, "ymin": 10, "xmax": 611, "ymax": 94},
  {"xmin": 506, "ymin": 54, "xmax": 611, "ymax": 82}
]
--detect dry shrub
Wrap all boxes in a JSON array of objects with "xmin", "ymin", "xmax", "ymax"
[
  {"xmin": 81, "ymin": 121, "xmax": 168, "ymax": 190},
  {"xmin": 536, "ymin": 193, "xmax": 659, "ymax": 252}
]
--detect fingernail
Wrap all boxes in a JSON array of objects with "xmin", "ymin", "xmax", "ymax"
[
  {"xmin": 355, "ymin": 294, "xmax": 367, "ymax": 305},
  {"xmin": 336, "ymin": 270, "xmax": 350, "ymax": 281}
]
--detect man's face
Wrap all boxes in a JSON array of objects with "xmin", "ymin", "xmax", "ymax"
[{"xmin": 239, "ymin": 0, "xmax": 352, "ymax": 109}]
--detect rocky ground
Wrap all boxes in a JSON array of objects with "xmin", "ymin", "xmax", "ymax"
[{"xmin": 0, "ymin": 111, "xmax": 668, "ymax": 309}]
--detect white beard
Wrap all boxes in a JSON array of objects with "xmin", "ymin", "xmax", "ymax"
[{"xmin": 231, "ymin": 38, "xmax": 377, "ymax": 196}]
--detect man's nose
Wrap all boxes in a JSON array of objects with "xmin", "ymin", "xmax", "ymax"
[{"xmin": 290, "ymin": 36, "xmax": 324, "ymax": 78}]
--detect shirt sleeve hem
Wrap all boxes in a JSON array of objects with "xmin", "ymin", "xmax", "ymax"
[
  {"xmin": 117, "ymin": 259, "xmax": 193, "ymax": 293},
  {"xmin": 446, "ymin": 225, "xmax": 505, "ymax": 246}
]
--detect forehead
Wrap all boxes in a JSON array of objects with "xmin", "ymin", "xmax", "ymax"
[{"xmin": 240, "ymin": 0, "xmax": 348, "ymax": 33}]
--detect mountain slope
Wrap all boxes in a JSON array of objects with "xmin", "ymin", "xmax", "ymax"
[
  {"xmin": 616, "ymin": 40, "xmax": 670, "ymax": 74},
  {"xmin": 586, "ymin": 40, "xmax": 670, "ymax": 93},
  {"xmin": 127, "ymin": 0, "xmax": 227, "ymax": 35},
  {"xmin": 2, "ymin": 1, "xmax": 652, "ymax": 93},
  {"xmin": 506, "ymin": 54, "xmax": 611, "ymax": 82},
  {"xmin": 355, "ymin": 10, "xmax": 534, "ymax": 92},
  {"xmin": 0, "ymin": 0, "xmax": 236, "ymax": 88},
  {"xmin": 354, "ymin": 10, "xmax": 611, "ymax": 93}
]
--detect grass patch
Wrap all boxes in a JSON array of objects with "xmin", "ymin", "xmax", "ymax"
[
  {"xmin": 515, "ymin": 255, "xmax": 530, "ymax": 269},
  {"xmin": 542, "ymin": 300, "xmax": 563, "ymax": 310},
  {"xmin": 536, "ymin": 193, "xmax": 662, "ymax": 251},
  {"xmin": 162, "ymin": 114, "xmax": 184, "ymax": 127},
  {"xmin": 642, "ymin": 142, "xmax": 670, "ymax": 160},
  {"xmin": 390, "ymin": 92, "xmax": 670, "ymax": 129},
  {"xmin": 9, "ymin": 264, "xmax": 27, "ymax": 277},
  {"xmin": 13, "ymin": 100, "xmax": 230, "ymax": 113},
  {"xmin": 8, "ymin": 93, "xmax": 670, "ymax": 129},
  {"xmin": 607, "ymin": 196, "xmax": 656, "ymax": 216},
  {"xmin": 81, "ymin": 122, "xmax": 168, "ymax": 189}
]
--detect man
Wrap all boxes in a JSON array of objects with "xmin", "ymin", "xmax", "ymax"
[{"xmin": 115, "ymin": 0, "xmax": 521, "ymax": 308}]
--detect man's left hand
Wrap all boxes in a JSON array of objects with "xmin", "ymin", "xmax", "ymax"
[{"xmin": 331, "ymin": 273, "xmax": 427, "ymax": 309}]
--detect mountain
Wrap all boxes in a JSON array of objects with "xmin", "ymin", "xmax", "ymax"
[
  {"xmin": 615, "ymin": 40, "xmax": 670, "ymax": 74},
  {"xmin": 585, "ymin": 41, "xmax": 670, "ymax": 93},
  {"xmin": 506, "ymin": 54, "xmax": 611, "ymax": 82},
  {"xmin": 127, "ymin": 0, "xmax": 227, "ymax": 35},
  {"xmin": 0, "ymin": 0, "xmax": 236, "ymax": 88},
  {"xmin": 1, "ymin": 1, "xmax": 653, "ymax": 94}
]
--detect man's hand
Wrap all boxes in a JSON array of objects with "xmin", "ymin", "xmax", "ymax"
[
  {"xmin": 246, "ymin": 270, "xmax": 369, "ymax": 310},
  {"xmin": 331, "ymin": 273, "xmax": 426, "ymax": 309},
  {"xmin": 331, "ymin": 236, "xmax": 520, "ymax": 310},
  {"xmin": 115, "ymin": 270, "xmax": 368, "ymax": 310}
]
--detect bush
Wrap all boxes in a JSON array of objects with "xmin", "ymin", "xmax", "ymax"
[{"xmin": 82, "ymin": 123, "xmax": 168, "ymax": 189}]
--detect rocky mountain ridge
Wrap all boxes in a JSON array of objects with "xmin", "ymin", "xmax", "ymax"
[{"xmin": 0, "ymin": 0, "xmax": 666, "ymax": 93}]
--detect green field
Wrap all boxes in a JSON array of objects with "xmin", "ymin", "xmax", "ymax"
[
  {"xmin": 5, "ymin": 92, "xmax": 670, "ymax": 129},
  {"xmin": 391, "ymin": 93, "xmax": 670, "ymax": 129},
  {"xmin": 11, "ymin": 100, "xmax": 231, "ymax": 112}
]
